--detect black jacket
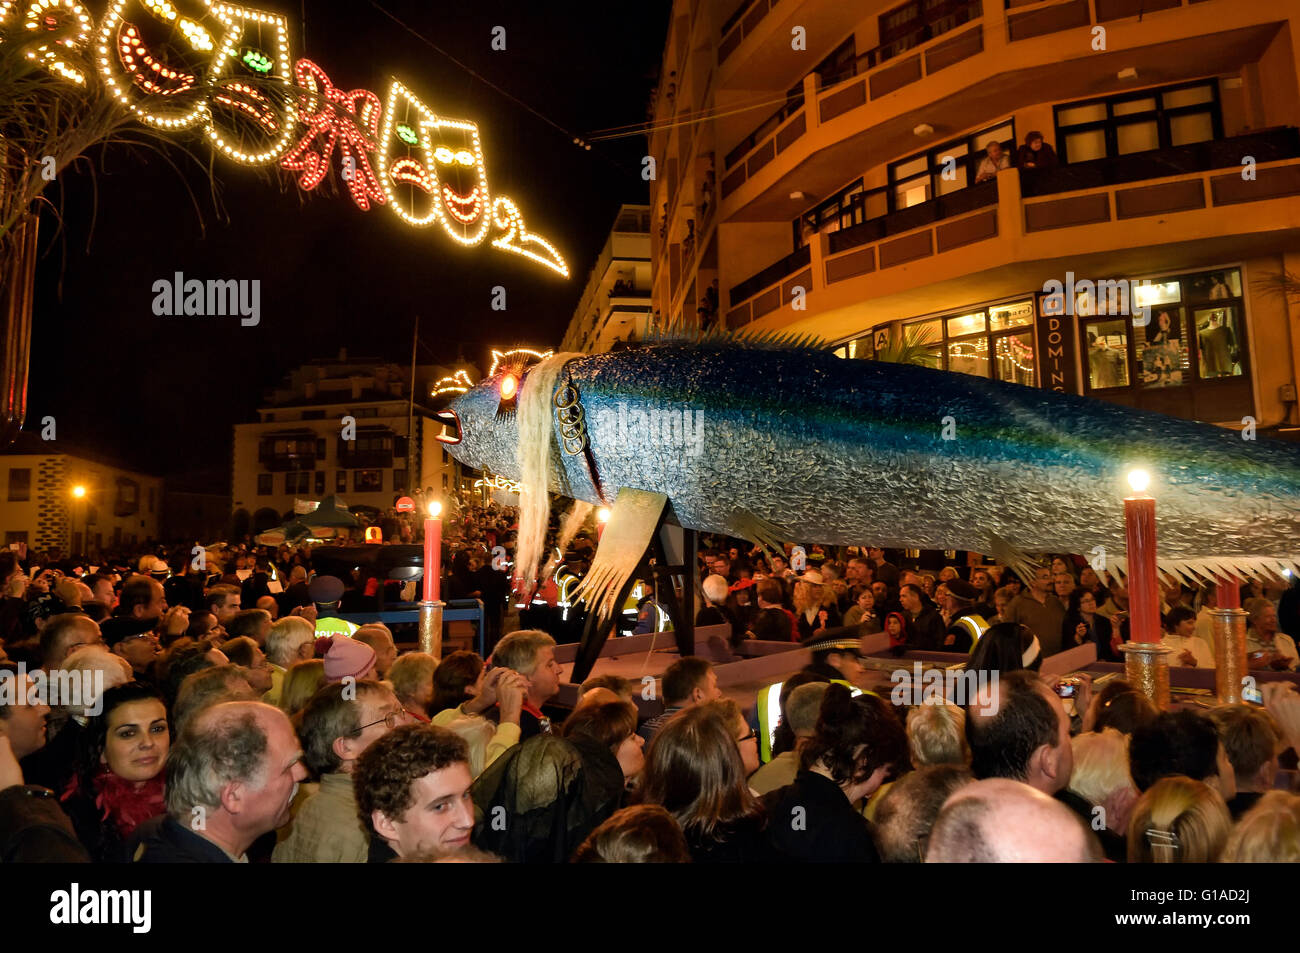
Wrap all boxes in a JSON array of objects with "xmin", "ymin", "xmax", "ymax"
[
  {"xmin": 0, "ymin": 785, "xmax": 90, "ymax": 863},
  {"xmin": 762, "ymin": 770, "xmax": 880, "ymax": 862},
  {"xmin": 131, "ymin": 816, "xmax": 235, "ymax": 863},
  {"xmin": 684, "ymin": 813, "xmax": 785, "ymax": 864},
  {"xmin": 19, "ymin": 718, "xmax": 84, "ymax": 794},
  {"xmin": 907, "ymin": 607, "xmax": 947, "ymax": 651}
]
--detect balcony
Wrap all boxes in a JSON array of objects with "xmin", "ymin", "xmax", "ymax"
[
  {"xmin": 724, "ymin": 138, "xmax": 1300, "ymax": 332},
  {"xmin": 719, "ymin": 0, "xmax": 1276, "ymax": 223},
  {"xmin": 259, "ymin": 431, "xmax": 318, "ymax": 472}
]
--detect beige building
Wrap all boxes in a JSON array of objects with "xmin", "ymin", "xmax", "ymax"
[
  {"xmin": 0, "ymin": 433, "xmax": 163, "ymax": 555},
  {"xmin": 648, "ymin": 0, "xmax": 1300, "ymax": 431},
  {"xmin": 560, "ymin": 205, "xmax": 655, "ymax": 353},
  {"xmin": 231, "ymin": 350, "xmax": 477, "ymax": 537}
]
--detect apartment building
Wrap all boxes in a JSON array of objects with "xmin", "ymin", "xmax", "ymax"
[
  {"xmin": 0, "ymin": 433, "xmax": 163, "ymax": 555},
  {"xmin": 560, "ymin": 205, "xmax": 655, "ymax": 353},
  {"xmin": 231, "ymin": 350, "xmax": 476, "ymax": 536},
  {"xmin": 648, "ymin": 0, "xmax": 1300, "ymax": 429}
]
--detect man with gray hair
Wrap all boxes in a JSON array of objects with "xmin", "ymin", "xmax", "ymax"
[
  {"xmin": 134, "ymin": 701, "xmax": 307, "ymax": 862},
  {"xmin": 489, "ymin": 629, "xmax": 561, "ymax": 739},
  {"xmin": 874, "ymin": 764, "xmax": 973, "ymax": 863},
  {"xmin": 749, "ymin": 682, "xmax": 827, "ymax": 795},
  {"xmin": 273, "ymin": 680, "xmax": 406, "ymax": 863},
  {"xmin": 925, "ymin": 777, "xmax": 1100, "ymax": 862},
  {"xmin": 263, "ymin": 616, "xmax": 316, "ymax": 708},
  {"xmin": 172, "ymin": 665, "xmax": 259, "ymax": 735}
]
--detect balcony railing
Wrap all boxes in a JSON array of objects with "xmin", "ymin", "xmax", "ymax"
[
  {"xmin": 724, "ymin": 90, "xmax": 805, "ymax": 170},
  {"xmin": 829, "ymin": 178, "xmax": 999, "ymax": 254},
  {"xmin": 260, "ymin": 452, "xmax": 316, "ymax": 473},
  {"xmin": 729, "ymin": 243, "xmax": 811, "ymax": 307},
  {"xmin": 819, "ymin": 0, "xmax": 983, "ymax": 88},
  {"xmin": 1019, "ymin": 127, "xmax": 1300, "ymax": 198}
]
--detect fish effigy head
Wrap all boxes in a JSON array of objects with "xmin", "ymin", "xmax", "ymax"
[{"xmin": 437, "ymin": 370, "xmax": 522, "ymax": 477}]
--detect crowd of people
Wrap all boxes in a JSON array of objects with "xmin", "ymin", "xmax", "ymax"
[
  {"xmin": 3, "ymin": 524, "xmax": 1300, "ymax": 864},
  {"xmin": 690, "ymin": 544, "xmax": 1300, "ymax": 672}
]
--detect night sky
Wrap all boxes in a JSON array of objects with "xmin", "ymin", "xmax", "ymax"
[{"xmin": 30, "ymin": 0, "xmax": 669, "ymax": 491}]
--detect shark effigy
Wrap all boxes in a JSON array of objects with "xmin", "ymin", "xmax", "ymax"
[{"xmin": 438, "ymin": 333, "xmax": 1300, "ymax": 673}]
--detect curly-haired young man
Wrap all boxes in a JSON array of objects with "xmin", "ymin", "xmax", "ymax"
[{"xmin": 353, "ymin": 724, "xmax": 475, "ymax": 862}]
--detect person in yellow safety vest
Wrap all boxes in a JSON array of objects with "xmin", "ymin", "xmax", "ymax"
[
  {"xmin": 309, "ymin": 574, "xmax": 359, "ymax": 638},
  {"xmin": 758, "ymin": 628, "xmax": 879, "ymax": 764},
  {"xmin": 938, "ymin": 579, "xmax": 989, "ymax": 653}
]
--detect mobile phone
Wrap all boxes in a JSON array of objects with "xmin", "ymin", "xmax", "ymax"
[
  {"xmin": 1242, "ymin": 683, "xmax": 1263, "ymax": 705},
  {"xmin": 1054, "ymin": 677, "xmax": 1081, "ymax": 699}
]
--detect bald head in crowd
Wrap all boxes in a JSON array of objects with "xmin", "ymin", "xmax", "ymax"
[
  {"xmin": 966, "ymin": 669, "xmax": 1073, "ymax": 795},
  {"xmin": 925, "ymin": 778, "xmax": 1100, "ymax": 862}
]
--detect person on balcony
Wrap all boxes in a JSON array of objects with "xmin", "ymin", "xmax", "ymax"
[
  {"xmin": 974, "ymin": 140, "xmax": 1010, "ymax": 183},
  {"xmin": 1015, "ymin": 131, "xmax": 1058, "ymax": 171}
]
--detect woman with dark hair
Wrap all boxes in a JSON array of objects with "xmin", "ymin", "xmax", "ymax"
[
  {"xmin": 638, "ymin": 704, "xmax": 783, "ymax": 862},
  {"xmin": 430, "ymin": 650, "xmax": 484, "ymax": 716},
  {"xmin": 762, "ymin": 683, "xmax": 908, "ymax": 861},
  {"xmin": 60, "ymin": 682, "xmax": 169, "ymax": 863},
  {"xmin": 561, "ymin": 699, "xmax": 644, "ymax": 795},
  {"xmin": 967, "ymin": 621, "xmax": 1041, "ymax": 676},
  {"xmin": 1062, "ymin": 588, "xmax": 1116, "ymax": 659}
]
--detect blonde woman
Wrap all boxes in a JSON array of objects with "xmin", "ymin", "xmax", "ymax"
[
  {"xmin": 1066, "ymin": 728, "xmax": 1137, "ymax": 860},
  {"xmin": 1219, "ymin": 791, "xmax": 1300, "ymax": 862},
  {"xmin": 1127, "ymin": 776, "xmax": 1231, "ymax": 863},
  {"xmin": 793, "ymin": 571, "xmax": 840, "ymax": 641},
  {"xmin": 279, "ymin": 659, "xmax": 327, "ymax": 717}
]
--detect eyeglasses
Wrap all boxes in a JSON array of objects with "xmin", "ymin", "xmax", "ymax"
[
  {"xmin": 354, "ymin": 709, "xmax": 405, "ymax": 733},
  {"xmin": 736, "ymin": 731, "xmax": 757, "ymax": 744}
]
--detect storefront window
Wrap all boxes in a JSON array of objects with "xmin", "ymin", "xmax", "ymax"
[
  {"xmin": 1085, "ymin": 320, "xmax": 1130, "ymax": 390},
  {"xmin": 1193, "ymin": 305, "xmax": 1243, "ymax": 379},
  {"xmin": 1078, "ymin": 266, "xmax": 1246, "ymax": 399},
  {"xmin": 947, "ymin": 336, "xmax": 989, "ymax": 377},
  {"xmin": 995, "ymin": 331, "xmax": 1036, "ymax": 386}
]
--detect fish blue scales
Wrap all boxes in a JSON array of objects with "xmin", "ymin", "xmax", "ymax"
[{"xmin": 442, "ymin": 339, "xmax": 1300, "ymax": 579}]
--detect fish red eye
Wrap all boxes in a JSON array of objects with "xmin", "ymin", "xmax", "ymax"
[{"xmin": 499, "ymin": 374, "xmax": 518, "ymax": 400}]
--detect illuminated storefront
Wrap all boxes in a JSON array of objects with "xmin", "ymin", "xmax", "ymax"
[{"xmin": 832, "ymin": 265, "xmax": 1254, "ymax": 424}]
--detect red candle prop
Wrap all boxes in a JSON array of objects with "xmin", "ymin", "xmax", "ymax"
[
  {"xmin": 1124, "ymin": 470, "xmax": 1160, "ymax": 643},
  {"xmin": 596, "ymin": 506, "xmax": 611, "ymax": 542},
  {"xmin": 1215, "ymin": 574, "xmax": 1240, "ymax": 610},
  {"xmin": 423, "ymin": 501, "xmax": 442, "ymax": 602}
]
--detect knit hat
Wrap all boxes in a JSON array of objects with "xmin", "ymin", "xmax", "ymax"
[{"xmin": 322, "ymin": 635, "xmax": 376, "ymax": 682}]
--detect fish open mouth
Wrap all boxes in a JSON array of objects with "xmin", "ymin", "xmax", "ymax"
[
  {"xmin": 442, "ymin": 185, "xmax": 482, "ymax": 224},
  {"xmin": 435, "ymin": 409, "xmax": 461, "ymax": 445}
]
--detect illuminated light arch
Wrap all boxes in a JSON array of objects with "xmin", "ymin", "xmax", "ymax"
[{"xmin": 47, "ymin": 2, "xmax": 570, "ymax": 277}]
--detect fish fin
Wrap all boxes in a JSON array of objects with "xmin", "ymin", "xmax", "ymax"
[
  {"xmin": 1109, "ymin": 555, "xmax": 1300, "ymax": 586},
  {"xmin": 571, "ymin": 488, "xmax": 669, "ymax": 617},
  {"xmin": 988, "ymin": 534, "xmax": 1041, "ymax": 585},
  {"xmin": 729, "ymin": 509, "xmax": 789, "ymax": 562},
  {"xmin": 641, "ymin": 318, "xmax": 827, "ymax": 353}
]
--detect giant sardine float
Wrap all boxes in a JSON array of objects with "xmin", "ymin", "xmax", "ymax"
[{"xmin": 437, "ymin": 335, "xmax": 1300, "ymax": 650}]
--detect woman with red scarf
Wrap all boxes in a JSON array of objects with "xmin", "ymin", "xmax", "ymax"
[{"xmin": 61, "ymin": 682, "xmax": 169, "ymax": 863}]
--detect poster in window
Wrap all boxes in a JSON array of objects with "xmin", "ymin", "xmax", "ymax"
[
  {"xmin": 1085, "ymin": 320, "xmax": 1129, "ymax": 389},
  {"xmin": 1137, "ymin": 309, "xmax": 1186, "ymax": 388}
]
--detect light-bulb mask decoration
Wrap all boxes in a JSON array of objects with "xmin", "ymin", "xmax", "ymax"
[{"xmin": 427, "ymin": 116, "xmax": 491, "ymax": 244}]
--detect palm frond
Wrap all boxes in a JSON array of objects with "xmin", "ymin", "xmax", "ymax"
[{"xmin": 874, "ymin": 322, "xmax": 940, "ymax": 368}]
